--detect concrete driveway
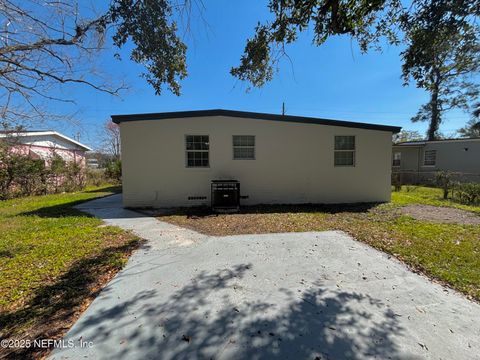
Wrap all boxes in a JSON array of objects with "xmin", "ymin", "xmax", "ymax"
[{"xmin": 50, "ymin": 195, "xmax": 480, "ymax": 360}]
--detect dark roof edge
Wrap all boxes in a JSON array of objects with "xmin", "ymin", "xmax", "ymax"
[
  {"xmin": 111, "ymin": 109, "xmax": 401, "ymax": 133},
  {"xmin": 394, "ymin": 137, "xmax": 480, "ymax": 145}
]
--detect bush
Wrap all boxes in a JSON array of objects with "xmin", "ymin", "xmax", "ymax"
[
  {"xmin": 105, "ymin": 159, "xmax": 121, "ymax": 183},
  {"xmin": 454, "ymin": 183, "xmax": 480, "ymax": 205},
  {"xmin": 63, "ymin": 161, "xmax": 84, "ymax": 192},
  {"xmin": 0, "ymin": 153, "xmax": 47, "ymax": 198},
  {"xmin": 392, "ymin": 173, "xmax": 402, "ymax": 192},
  {"xmin": 0, "ymin": 145, "xmax": 87, "ymax": 199},
  {"xmin": 86, "ymin": 168, "xmax": 109, "ymax": 187},
  {"xmin": 435, "ymin": 170, "xmax": 454, "ymax": 199}
]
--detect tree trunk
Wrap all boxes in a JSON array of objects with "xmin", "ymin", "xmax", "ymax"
[{"xmin": 428, "ymin": 85, "xmax": 440, "ymax": 141}]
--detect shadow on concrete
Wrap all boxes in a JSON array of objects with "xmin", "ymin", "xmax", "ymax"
[
  {"xmin": 68, "ymin": 264, "xmax": 407, "ymax": 359},
  {"xmin": 84, "ymin": 186, "xmax": 122, "ymax": 194}
]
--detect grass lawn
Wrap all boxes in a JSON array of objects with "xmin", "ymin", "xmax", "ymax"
[
  {"xmin": 0, "ymin": 186, "xmax": 141, "ymax": 359},
  {"xmin": 159, "ymin": 186, "xmax": 480, "ymax": 301}
]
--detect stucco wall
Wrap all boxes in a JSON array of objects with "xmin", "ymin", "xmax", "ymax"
[{"xmin": 120, "ymin": 116, "xmax": 394, "ymax": 207}]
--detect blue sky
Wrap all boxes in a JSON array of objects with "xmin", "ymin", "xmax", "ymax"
[{"xmin": 52, "ymin": 0, "xmax": 471, "ymax": 149}]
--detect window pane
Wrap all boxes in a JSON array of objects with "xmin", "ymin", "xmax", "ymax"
[
  {"xmin": 233, "ymin": 135, "xmax": 254, "ymax": 146},
  {"xmin": 234, "ymin": 147, "xmax": 254, "ymax": 159},
  {"xmin": 233, "ymin": 136, "xmax": 255, "ymax": 160},
  {"xmin": 186, "ymin": 135, "xmax": 209, "ymax": 167},
  {"xmin": 424, "ymin": 150, "xmax": 436, "ymax": 165},
  {"xmin": 187, "ymin": 155, "xmax": 194, "ymax": 167},
  {"xmin": 393, "ymin": 152, "xmax": 401, "ymax": 166},
  {"xmin": 334, "ymin": 151, "xmax": 354, "ymax": 166},
  {"xmin": 335, "ymin": 136, "xmax": 355, "ymax": 150},
  {"xmin": 201, "ymin": 136, "xmax": 209, "ymax": 150}
]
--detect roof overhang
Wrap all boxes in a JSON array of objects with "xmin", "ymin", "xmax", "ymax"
[
  {"xmin": 111, "ymin": 109, "xmax": 402, "ymax": 133},
  {"xmin": 0, "ymin": 131, "xmax": 92, "ymax": 151},
  {"xmin": 394, "ymin": 137, "xmax": 480, "ymax": 147}
]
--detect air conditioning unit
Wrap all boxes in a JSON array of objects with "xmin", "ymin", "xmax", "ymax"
[{"xmin": 211, "ymin": 180, "xmax": 240, "ymax": 212}]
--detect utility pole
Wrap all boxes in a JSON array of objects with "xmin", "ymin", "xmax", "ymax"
[{"xmin": 282, "ymin": 102, "xmax": 285, "ymax": 115}]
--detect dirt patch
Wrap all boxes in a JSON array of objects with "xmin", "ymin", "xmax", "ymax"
[{"xmin": 400, "ymin": 204, "xmax": 480, "ymax": 225}]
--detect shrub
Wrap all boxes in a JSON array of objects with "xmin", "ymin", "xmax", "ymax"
[
  {"xmin": 86, "ymin": 168, "xmax": 109, "ymax": 187},
  {"xmin": 0, "ymin": 153, "xmax": 47, "ymax": 198},
  {"xmin": 105, "ymin": 159, "xmax": 121, "ymax": 183},
  {"xmin": 0, "ymin": 145, "xmax": 87, "ymax": 199},
  {"xmin": 435, "ymin": 170, "xmax": 454, "ymax": 199},
  {"xmin": 454, "ymin": 183, "xmax": 480, "ymax": 205},
  {"xmin": 63, "ymin": 161, "xmax": 84, "ymax": 192},
  {"xmin": 392, "ymin": 173, "xmax": 402, "ymax": 192}
]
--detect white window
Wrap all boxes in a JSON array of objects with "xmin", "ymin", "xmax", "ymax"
[
  {"xmin": 334, "ymin": 136, "xmax": 355, "ymax": 166},
  {"xmin": 233, "ymin": 135, "xmax": 255, "ymax": 160},
  {"xmin": 392, "ymin": 152, "xmax": 401, "ymax": 167},
  {"xmin": 424, "ymin": 150, "xmax": 436, "ymax": 166},
  {"xmin": 186, "ymin": 135, "xmax": 209, "ymax": 167}
]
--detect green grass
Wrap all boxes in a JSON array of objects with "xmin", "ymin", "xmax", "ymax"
[
  {"xmin": 0, "ymin": 185, "xmax": 141, "ymax": 359},
  {"xmin": 391, "ymin": 185, "xmax": 480, "ymax": 213},
  {"xmin": 160, "ymin": 186, "xmax": 480, "ymax": 301}
]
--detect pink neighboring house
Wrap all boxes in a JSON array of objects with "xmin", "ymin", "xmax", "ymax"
[{"xmin": 0, "ymin": 130, "xmax": 92, "ymax": 166}]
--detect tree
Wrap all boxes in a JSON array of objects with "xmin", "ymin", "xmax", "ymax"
[
  {"xmin": 457, "ymin": 118, "xmax": 480, "ymax": 138},
  {"xmin": 231, "ymin": 1, "xmax": 480, "ymax": 139},
  {"xmin": 101, "ymin": 120, "xmax": 121, "ymax": 160},
  {"xmin": 231, "ymin": 0, "xmax": 402, "ymax": 88},
  {"xmin": 0, "ymin": 0, "xmax": 190, "ymax": 125},
  {"xmin": 401, "ymin": 1, "xmax": 480, "ymax": 140},
  {"xmin": 392, "ymin": 130, "xmax": 423, "ymax": 143}
]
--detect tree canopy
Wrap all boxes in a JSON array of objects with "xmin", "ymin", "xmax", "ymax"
[
  {"xmin": 0, "ymin": 0, "xmax": 189, "ymax": 125},
  {"xmin": 231, "ymin": 0, "xmax": 402, "ymax": 88},
  {"xmin": 1, "ymin": 0, "xmax": 479, "ymax": 138},
  {"xmin": 231, "ymin": 0, "xmax": 480, "ymax": 139},
  {"xmin": 400, "ymin": 0, "xmax": 480, "ymax": 139},
  {"xmin": 458, "ymin": 118, "xmax": 480, "ymax": 138}
]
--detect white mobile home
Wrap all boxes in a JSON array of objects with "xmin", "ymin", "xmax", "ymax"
[{"xmin": 112, "ymin": 109, "xmax": 401, "ymax": 208}]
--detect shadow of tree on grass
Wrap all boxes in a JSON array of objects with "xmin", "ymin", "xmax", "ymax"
[{"xmin": 0, "ymin": 239, "xmax": 146, "ymax": 360}]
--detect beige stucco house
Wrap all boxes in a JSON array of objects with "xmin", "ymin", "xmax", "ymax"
[
  {"xmin": 392, "ymin": 138, "xmax": 480, "ymax": 183},
  {"xmin": 112, "ymin": 109, "xmax": 401, "ymax": 208}
]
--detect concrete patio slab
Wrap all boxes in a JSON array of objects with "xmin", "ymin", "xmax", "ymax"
[{"xmin": 50, "ymin": 195, "xmax": 480, "ymax": 360}]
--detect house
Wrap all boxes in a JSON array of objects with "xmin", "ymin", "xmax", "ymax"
[
  {"xmin": 112, "ymin": 109, "xmax": 401, "ymax": 208},
  {"xmin": 392, "ymin": 138, "xmax": 480, "ymax": 184},
  {"xmin": 0, "ymin": 130, "xmax": 92, "ymax": 166}
]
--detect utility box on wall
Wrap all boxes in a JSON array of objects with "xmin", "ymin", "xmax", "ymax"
[{"xmin": 211, "ymin": 180, "xmax": 240, "ymax": 212}]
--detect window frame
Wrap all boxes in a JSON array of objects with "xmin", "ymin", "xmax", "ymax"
[
  {"xmin": 334, "ymin": 135, "xmax": 356, "ymax": 167},
  {"xmin": 423, "ymin": 149, "xmax": 436, "ymax": 167},
  {"xmin": 232, "ymin": 135, "xmax": 256, "ymax": 160},
  {"xmin": 185, "ymin": 134, "xmax": 210, "ymax": 168},
  {"xmin": 392, "ymin": 151, "xmax": 401, "ymax": 167}
]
